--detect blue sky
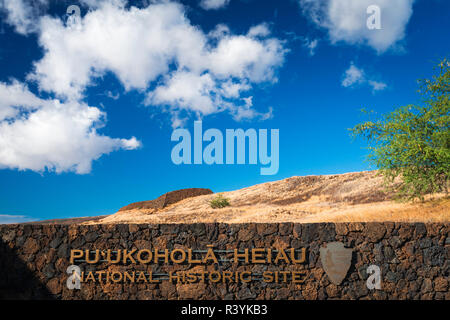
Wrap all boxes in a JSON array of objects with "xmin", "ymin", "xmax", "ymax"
[{"xmin": 0, "ymin": 0, "xmax": 449, "ymax": 223}]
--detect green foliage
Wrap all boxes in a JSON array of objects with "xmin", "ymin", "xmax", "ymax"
[
  {"xmin": 351, "ymin": 59, "xmax": 450, "ymax": 201},
  {"xmin": 210, "ymin": 194, "xmax": 231, "ymax": 209}
]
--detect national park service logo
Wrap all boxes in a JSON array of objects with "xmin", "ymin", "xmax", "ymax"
[{"xmin": 320, "ymin": 242, "xmax": 352, "ymax": 285}]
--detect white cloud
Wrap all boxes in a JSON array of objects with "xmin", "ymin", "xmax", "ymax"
[
  {"xmin": 0, "ymin": 1, "xmax": 284, "ymax": 174},
  {"xmin": 0, "ymin": 214, "xmax": 37, "ymax": 224},
  {"xmin": 29, "ymin": 2, "xmax": 285, "ymax": 120},
  {"xmin": 207, "ymin": 33, "xmax": 285, "ymax": 83},
  {"xmin": 341, "ymin": 62, "xmax": 387, "ymax": 92},
  {"xmin": 341, "ymin": 63, "xmax": 364, "ymax": 87},
  {"xmin": 0, "ymin": 81, "xmax": 140, "ymax": 174},
  {"xmin": 303, "ymin": 38, "xmax": 318, "ymax": 56},
  {"xmin": 148, "ymin": 71, "xmax": 218, "ymax": 116},
  {"xmin": 231, "ymin": 98, "xmax": 274, "ymax": 122},
  {"xmin": 146, "ymin": 70, "xmax": 271, "ymax": 127},
  {"xmin": 30, "ymin": 1, "xmax": 205, "ymax": 99},
  {"xmin": 299, "ymin": 0, "xmax": 414, "ymax": 53},
  {"xmin": 367, "ymin": 80, "xmax": 387, "ymax": 91},
  {"xmin": 79, "ymin": 0, "xmax": 126, "ymax": 8},
  {"xmin": 208, "ymin": 23, "xmax": 230, "ymax": 39},
  {"xmin": 105, "ymin": 90, "xmax": 120, "ymax": 100},
  {"xmin": 247, "ymin": 23, "xmax": 271, "ymax": 38},
  {"xmin": 220, "ymin": 79, "xmax": 250, "ymax": 99},
  {"xmin": 0, "ymin": 0, "xmax": 48, "ymax": 35},
  {"xmin": 199, "ymin": 0, "xmax": 230, "ymax": 10},
  {"xmin": 0, "ymin": 80, "xmax": 42, "ymax": 121}
]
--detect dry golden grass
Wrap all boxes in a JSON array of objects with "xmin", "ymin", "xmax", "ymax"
[
  {"xmin": 89, "ymin": 171, "xmax": 450, "ymax": 224},
  {"xmin": 299, "ymin": 197, "xmax": 450, "ymax": 223}
]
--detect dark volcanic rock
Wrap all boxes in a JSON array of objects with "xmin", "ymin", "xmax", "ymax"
[
  {"xmin": 118, "ymin": 188, "xmax": 213, "ymax": 211},
  {"xmin": 0, "ymin": 222, "xmax": 448, "ymax": 300}
]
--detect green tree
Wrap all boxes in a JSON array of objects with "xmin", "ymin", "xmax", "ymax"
[
  {"xmin": 209, "ymin": 193, "xmax": 231, "ymax": 209},
  {"xmin": 351, "ymin": 59, "xmax": 450, "ymax": 201}
]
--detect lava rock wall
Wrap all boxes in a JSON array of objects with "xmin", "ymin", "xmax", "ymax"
[{"xmin": 0, "ymin": 223, "xmax": 448, "ymax": 300}]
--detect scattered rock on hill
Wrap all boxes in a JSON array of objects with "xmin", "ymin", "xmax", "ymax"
[{"xmin": 118, "ymin": 188, "xmax": 213, "ymax": 211}]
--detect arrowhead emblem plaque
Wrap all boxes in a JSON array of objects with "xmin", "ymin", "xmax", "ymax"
[{"xmin": 320, "ymin": 242, "xmax": 352, "ymax": 285}]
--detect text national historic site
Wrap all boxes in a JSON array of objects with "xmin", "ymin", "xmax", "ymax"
[{"xmin": 68, "ymin": 247, "xmax": 308, "ymax": 285}]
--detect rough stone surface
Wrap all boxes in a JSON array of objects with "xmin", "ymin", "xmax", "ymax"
[
  {"xmin": 118, "ymin": 188, "xmax": 213, "ymax": 211},
  {"xmin": 0, "ymin": 222, "xmax": 448, "ymax": 300}
]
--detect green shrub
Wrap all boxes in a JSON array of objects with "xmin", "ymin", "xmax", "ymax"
[
  {"xmin": 350, "ymin": 59, "xmax": 449, "ymax": 201},
  {"xmin": 210, "ymin": 194, "xmax": 231, "ymax": 209}
]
